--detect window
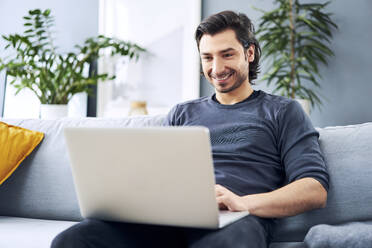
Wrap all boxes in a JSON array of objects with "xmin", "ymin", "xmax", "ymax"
[{"xmin": 98, "ymin": 0, "xmax": 201, "ymax": 117}]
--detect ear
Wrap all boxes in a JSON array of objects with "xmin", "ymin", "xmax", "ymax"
[{"xmin": 246, "ymin": 44, "xmax": 255, "ymax": 63}]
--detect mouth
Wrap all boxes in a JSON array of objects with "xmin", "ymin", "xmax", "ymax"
[{"xmin": 211, "ymin": 71, "xmax": 235, "ymax": 83}]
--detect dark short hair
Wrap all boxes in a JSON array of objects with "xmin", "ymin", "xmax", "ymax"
[{"xmin": 195, "ymin": 10, "xmax": 261, "ymax": 82}]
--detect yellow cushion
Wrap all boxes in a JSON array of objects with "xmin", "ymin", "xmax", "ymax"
[{"xmin": 0, "ymin": 121, "xmax": 44, "ymax": 185}]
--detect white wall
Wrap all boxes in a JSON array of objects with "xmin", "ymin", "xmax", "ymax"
[
  {"xmin": 98, "ymin": 0, "xmax": 201, "ymax": 117},
  {"xmin": 0, "ymin": 0, "xmax": 98, "ymax": 117}
]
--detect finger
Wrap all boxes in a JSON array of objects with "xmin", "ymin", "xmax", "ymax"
[
  {"xmin": 215, "ymin": 185, "xmax": 225, "ymax": 196},
  {"xmin": 219, "ymin": 203, "xmax": 228, "ymax": 210},
  {"xmin": 216, "ymin": 196, "xmax": 228, "ymax": 210},
  {"xmin": 215, "ymin": 184, "xmax": 225, "ymax": 190},
  {"xmin": 215, "ymin": 184, "xmax": 228, "ymax": 194},
  {"xmin": 217, "ymin": 195, "xmax": 241, "ymax": 212},
  {"xmin": 216, "ymin": 184, "xmax": 233, "ymax": 195},
  {"xmin": 217, "ymin": 195, "xmax": 231, "ymax": 207},
  {"xmin": 217, "ymin": 195, "xmax": 246, "ymax": 212},
  {"xmin": 215, "ymin": 188, "xmax": 224, "ymax": 197}
]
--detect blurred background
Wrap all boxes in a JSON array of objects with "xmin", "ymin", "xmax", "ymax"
[{"xmin": 0, "ymin": 0, "xmax": 371, "ymax": 127}]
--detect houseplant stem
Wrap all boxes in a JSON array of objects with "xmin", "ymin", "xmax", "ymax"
[
  {"xmin": 255, "ymin": 0, "xmax": 338, "ymax": 109},
  {"xmin": 289, "ymin": 0, "xmax": 295, "ymax": 99}
]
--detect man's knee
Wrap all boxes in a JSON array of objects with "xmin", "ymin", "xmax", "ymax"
[
  {"xmin": 51, "ymin": 230, "xmax": 72, "ymax": 248},
  {"xmin": 51, "ymin": 225, "xmax": 78, "ymax": 248},
  {"xmin": 189, "ymin": 216, "xmax": 271, "ymax": 248},
  {"xmin": 225, "ymin": 216, "xmax": 270, "ymax": 247},
  {"xmin": 51, "ymin": 219, "xmax": 103, "ymax": 248}
]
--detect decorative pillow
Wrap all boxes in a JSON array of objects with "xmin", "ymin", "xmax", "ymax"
[
  {"xmin": 0, "ymin": 121, "xmax": 44, "ymax": 185},
  {"xmin": 304, "ymin": 221, "xmax": 372, "ymax": 248}
]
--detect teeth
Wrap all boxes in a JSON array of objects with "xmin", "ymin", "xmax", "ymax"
[{"xmin": 216, "ymin": 73, "xmax": 232, "ymax": 80}]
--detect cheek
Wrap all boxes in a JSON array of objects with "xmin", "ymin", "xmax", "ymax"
[
  {"xmin": 224, "ymin": 58, "xmax": 242, "ymax": 69},
  {"xmin": 239, "ymin": 59, "xmax": 249, "ymax": 73},
  {"xmin": 201, "ymin": 63, "xmax": 212, "ymax": 76}
]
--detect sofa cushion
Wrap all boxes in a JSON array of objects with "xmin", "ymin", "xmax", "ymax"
[
  {"xmin": 271, "ymin": 122, "xmax": 372, "ymax": 242},
  {"xmin": 269, "ymin": 242, "xmax": 306, "ymax": 248},
  {"xmin": 304, "ymin": 221, "xmax": 372, "ymax": 248},
  {"xmin": 0, "ymin": 121, "xmax": 44, "ymax": 185},
  {"xmin": 0, "ymin": 115, "xmax": 165, "ymax": 221},
  {"xmin": 0, "ymin": 216, "xmax": 77, "ymax": 248}
]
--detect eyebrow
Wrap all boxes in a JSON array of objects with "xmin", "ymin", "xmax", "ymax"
[{"xmin": 201, "ymin": 48, "xmax": 236, "ymax": 56}]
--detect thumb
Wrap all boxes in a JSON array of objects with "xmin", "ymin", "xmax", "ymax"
[{"xmin": 217, "ymin": 195, "xmax": 234, "ymax": 210}]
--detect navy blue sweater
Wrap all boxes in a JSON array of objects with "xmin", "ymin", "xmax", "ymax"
[{"xmin": 164, "ymin": 90, "xmax": 329, "ymax": 196}]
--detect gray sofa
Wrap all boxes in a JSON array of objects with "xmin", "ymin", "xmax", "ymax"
[{"xmin": 1, "ymin": 116, "xmax": 371, "ymax": 248}]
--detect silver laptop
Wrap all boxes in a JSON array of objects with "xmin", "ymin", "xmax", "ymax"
[{"xmin": 64, "ymin": 126, "xmax": 249, "ymax": 229}]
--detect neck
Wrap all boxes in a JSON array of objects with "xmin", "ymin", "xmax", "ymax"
[{"xmin": 215, "ymin": 81, "xmax": 254, "ymax": 105}]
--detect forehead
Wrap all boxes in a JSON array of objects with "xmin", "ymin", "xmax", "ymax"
[{"xmin": 199, "ymin": 29, "xmax": 242, "ymax": 54}]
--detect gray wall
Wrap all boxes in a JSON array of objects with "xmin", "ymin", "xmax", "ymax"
[
  {"xmin": 0, "ymin": 0, "xmax": 98, "ymax": 116},
  {"xmin": 201, "ymin": 0, "xmax": 372, "ymax": 127}
]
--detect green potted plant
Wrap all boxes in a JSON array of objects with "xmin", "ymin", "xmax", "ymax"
[
  {"xmin": 0, "ymin": 9, "xmax": 145, "ymax": 118},
  {"xmin": 255, "ymin": 0, "xmax": 338, "ymax": 113}
]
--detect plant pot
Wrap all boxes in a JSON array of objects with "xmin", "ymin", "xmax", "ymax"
[
  {"xmin": 295, "ymin": 99, "xmax": 311, "ymax": 115},
  {"xmin": 40, "ymin": 104, "xmax": 68, "ymax": 119},
  {"xmin": 128, "ymin": 101, "xmax": 148, "ymax": 116}
]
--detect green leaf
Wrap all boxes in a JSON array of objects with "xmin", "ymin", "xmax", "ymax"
[
  {"xmin": 1, "ymin": 8, "xmax": 146, "ymax": 104},
  {"xmin": 2, "ymin": 35, "xmax": 10, "ymax": 41},
  {"xmin": 29, "ymin": 9, "xmax": 41, "ymax": 15},
  {"xmin": 254, "ymin": 0, "xmax": 337, "ymax": 108},
  {"xmin": 43, "ymin": 9, "xmax": 51, "ymax": 16}
]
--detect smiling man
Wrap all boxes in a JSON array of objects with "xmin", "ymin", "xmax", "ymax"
[
  {"xmin": 52, "ymin": 10, "xmax": 328, "ymax": 248},
  {"xmin": 200, "ymin": 28, "xmax": 253, "ymax": 100},
  {"xmin": 164, "ymin": 10, "xmax": 329, "ymax": 246}
]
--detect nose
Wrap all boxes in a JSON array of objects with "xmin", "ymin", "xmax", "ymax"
[{"xmin": 212, "ymin": 58, "xmax": 225, "ymax": 75}]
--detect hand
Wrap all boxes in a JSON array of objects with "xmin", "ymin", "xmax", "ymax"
[{"xmin": 215, "ymin": 184, "xmax": 247, "ymax": 212}]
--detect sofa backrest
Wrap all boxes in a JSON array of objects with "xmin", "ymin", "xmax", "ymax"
[
  {"xmin": 0, "ymin": 116, "xmax": 165, "ymax": 221},
  {"xmin": 2, "ymin": 116, "xmax": 371, "ymax": 240},
  {"xmin": 272, "ymin": 122, "xmax": 372, "ymax": 242}
]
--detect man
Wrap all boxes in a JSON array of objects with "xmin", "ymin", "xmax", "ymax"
[{"xmin": 52, "ymin": 10, "xmax": 328, "ymax": 248}]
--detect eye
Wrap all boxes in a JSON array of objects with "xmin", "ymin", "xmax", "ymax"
[
  {"xmin": 223, "ymin": 53, "xmax": 233, "ymax": 58},
  {"xmin": 202, "ymin": 56, "xmax": 212, "ymax": 61}
]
